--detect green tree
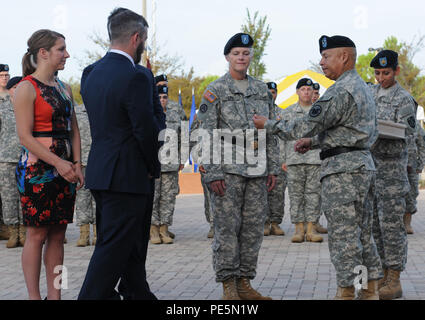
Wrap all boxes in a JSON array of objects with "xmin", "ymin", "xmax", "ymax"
[
  {"xmin": 241, "ymin": 9, "xmax": 271, "ymax": 79},
  {"xmin": 355, "ymin": 52, "xmax": 376, "ymax": 83}
]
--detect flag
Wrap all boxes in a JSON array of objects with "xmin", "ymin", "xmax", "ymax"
[{"xmin": 189, "ymin": 88, "xmax": 198, "ymax": 172}]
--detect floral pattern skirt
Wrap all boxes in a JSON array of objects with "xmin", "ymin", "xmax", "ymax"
[{"xmin": 16, "ymin": 146, "xmax": 76, "ymax": 227}]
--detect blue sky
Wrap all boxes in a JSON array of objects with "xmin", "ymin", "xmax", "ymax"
[{"xmin": 2, "ymin": 0, "xmax": 425, "ymax": 82}]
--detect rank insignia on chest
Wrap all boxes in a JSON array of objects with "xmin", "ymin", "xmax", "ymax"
[{"xmin": 204, "ymin": 90, "xmax": 217, "ymax": 103}]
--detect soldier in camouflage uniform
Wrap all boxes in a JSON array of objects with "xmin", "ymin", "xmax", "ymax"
[
  {"xmin": 196, "ymin": 33, "xmax": 279, "ymax": 300},
  {"xmin": 263, "ymin": 81, "xmax": 287, "ymax": 237},
  {"xmin": 74, "ymin": 104, "xmax": 96, "ymax": 247},
  {"xmin": 280, "ymin": 78, "xmax": 323, "ymax": 243},
  {"xmin": 369, "ymin": 50, "xmax": 418, "ymax": 300},
  {"xmin": 0, "ymin": 70, "xmax": 25, "ymax": 248},
  {"xmin": 404, "ymin": 120, "xmax": 425, "ymax": 234},
  {"xmin": 312, "ymin": 82, "xmax": 321, "ymax": 104},
  {"xmin": 254, "ymin": 35, "xmax": 382, "ymax": 300},
  {"xmin": 190, "ymin": 114, "xmax": 214, "ymax": 238},
  {"xmin": 150, "ymin": 85, "xmax": 185, "ymax": 245}
]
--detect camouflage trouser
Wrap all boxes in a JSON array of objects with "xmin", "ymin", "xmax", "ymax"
[
  {"xmin": 322, "ymin": 171, "xmax": 382, "ymax": 287},
  {"xmin": 405, "ymin": 172, "xmax": 419, "ymax": 214},
  {"xmin": 266, "ymin": 170, "xmax": 287, "ymax": 224},
  {"xmin": 201, "ymin": 172, "xmax": 213, "ymax": 225},
  {"xmin": 152, "ymin": 171, "xmax": 179, "ymax": 226},
  {"xmin": 372, "ymin": 156, "xmax": 409, "ymax": 271},
  {"xmin": 0, "ymin": 162, "xmax": 22, "ymax": 225},
  {"xmin": 210, "ymin": 173, "xmax": 267, "ymax": 282},
  {"xmin": 75, "ymin": 168, "xmax": 96, "ymax": 226},
  {"xmin": 287, "ymin": 164, "xmax": 321, "ymax": 224}
]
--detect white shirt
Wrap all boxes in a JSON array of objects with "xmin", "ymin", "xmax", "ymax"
[{"xmin": 109, "ymin": 49, "xmax": 135, "ymax": 67}]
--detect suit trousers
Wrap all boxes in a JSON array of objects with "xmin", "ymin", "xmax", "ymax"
[{"xmin": 78, "ymin": 189, "xmax": 156, "ymax": 300}]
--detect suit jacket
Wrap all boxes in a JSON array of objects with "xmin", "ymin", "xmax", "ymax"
[
  {"xmin": 81, "ymin": 52, "xmax": 159, "ymax": 194},
  {"xmin": 136, "ymin": 65, "xmax": 166, "ymax": 178}
]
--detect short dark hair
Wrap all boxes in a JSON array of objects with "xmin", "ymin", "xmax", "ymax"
[{"xmin": 107, "ymin": 8, "xmax": 149, "ymax": 44}]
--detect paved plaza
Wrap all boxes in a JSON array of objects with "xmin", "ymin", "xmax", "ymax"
[{"xmin": 1, "ymin": 191, "xmax": 425, "ymax": 300}]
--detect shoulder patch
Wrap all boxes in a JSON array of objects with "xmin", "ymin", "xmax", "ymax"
[
  {"xmin": 200, "ymin": 104, "xmax": 208, "ymax": 113},
  {"xmin": 204, "ymin": 90, "xmax": 217, "ymax": 103},
  {"xmin": 309, "ymin": 104, "xmax": 322, "ymax": 118},
  {"xmin": 407, "ymin": 116, "xmax": 416, "ymax": 129}
]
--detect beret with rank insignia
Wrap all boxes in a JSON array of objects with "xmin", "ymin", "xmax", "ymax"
[
  {"xmin": 0, "ymin": 64, "xmax": 9, "ymax": 72},
  {"xmin": 157, "ymin": 85, "xmax": 168, "ymax": 94},
  {"xmin": 267, "ymin": 82, "xmax": 277, "ymax": 90},
  {"xmin": 296, "ymin": 78, "xmax": 313, "ymax": 89},
  {"xmin": 312, "ymin": 83, "xmax": 320, "ymax": 91},
  {"xmin": 319, "ymin": 35, "xmax": 356, "ymax": 53},
  {"xmin": 224, "ymin": 33, "xmax": 254, "ymax": 55},
  {"xmin": 154, "ymin": 74, "xmax": 167, "ymax": 84},
  {"xmin": 370, "ymin": 50, "xmax": 398, "ymax": 70}
]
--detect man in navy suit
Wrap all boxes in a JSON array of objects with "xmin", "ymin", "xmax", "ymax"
[{"xmin": 78, "ymin": 8, "xmax": 164, "ymax": 300}]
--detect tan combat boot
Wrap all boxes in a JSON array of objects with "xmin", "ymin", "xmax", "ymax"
[
  {"xmin": 207, "ymin": 225, "xmax": 214, "ymax": 238},
  {"xmin": 404, "ymin": 213, "xmax": 414, "ymax": 234},
  {"xmin": 358, "ymin": 280, "xmax": 379, "ymax": 300},
  {"xmin": 222, "ymin": 278, "xmax": 241, "ymax": 300},
  {"xmin": 76, "ymin": 224, "xmax": 90, "ymax": 247},
  {"xmin": 378, "ymin": 269, "xmax": 388, "ymax": 289},
  {"xmin": 0, "ymin": 224, "xmax": 10, "ymax": 240},
  {"xmin": 6, "ymin": 225, "xmax": 19, "ymax": 248},
  {"xmin": 264, "ymin": 223, "xmax": 271, "ymax": 236},
  {"xmin": 270, "ymin": 222, "xmax": 285, "ymax": 236},
  {"xmin": 18, "ymin": 225, "xmax": 26, "ymax": 246},
  {"xmin": 159, "ymin": 225, "xmax": 173, "ymax": 244},
  {"xmin": 334, "ymin": 286, "xmax": 355, "ymax": 300},
  {"xmin": 92, "ymin": 224, "xmax": 97, "ymax": 245},
  {"xmin": 314, "ymin": 221, "xmax": 328, "ymax": 234},
  {"xmin": 379, "ymin": 269, "xmax": 402, "ymax": 300},
  {"xmin": 305, "ymin": 222, "xmax": 323, "ymax": 243},
  {"xmin": 236, "ymin": 277, "xmax": 272, "ymax": 300},
  {"xmin": 291, "ymin": 223, "xmax": 305, "ymax": 243},
  {"xmin": 150, "ymin": 225, "xmax": 161, "ymax": 244}
]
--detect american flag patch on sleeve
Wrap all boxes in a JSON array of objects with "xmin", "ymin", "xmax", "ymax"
[{"xmin": 204, "ymin": 90, "xmax": 217, "ymax": 103}]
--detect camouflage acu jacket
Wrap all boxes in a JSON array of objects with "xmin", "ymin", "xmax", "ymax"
[
  {"xmin": 265, "ymin": 69, "xmax": 377, "ymax": 180},
  {"xmin": 279, "ymin": 103, "xmax": 321, "ymax": 166},
  {"xmin": 196, "ymin": 72, "xmax": 280, "ymax": 183},
  {"xmin": 0, "ymin": 96, "xmax": 20, "ymax": 163}
]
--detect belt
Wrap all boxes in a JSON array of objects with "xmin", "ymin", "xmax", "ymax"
[
  {"xmin": 32, "ymin": 130, "xmax": 70, "ymax": 139},
  {"xmin": 319, "ymin": 147, "xmax": 366, "ymax": 161}
]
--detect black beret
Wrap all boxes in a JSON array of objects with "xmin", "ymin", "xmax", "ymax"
[
  {"xmin": 319, "ymin": 35, "xmax": 356, "ymax": 53},
  {"xmin": 267, "ymin": 82, "xmax": 277, "ymax": 90},
  {"xmin": 6, "ymin": 76, "xmax": 22, "ymax": 90},
  {"xmin": 296, "ymin": 78, "xmax": 313, "ymax": 89},
  {"xmin": 154, "ymin": 74, "xmax": 167, "ymax": 84},
  {"xmin": 0, "ymin": 64, "xmax": 9, "ymax": 72},
  {"xmin": 370, "ymin": 50, "xmax": 398, "ymax": 69},
  {"xmin": 157, "ymin": 85, "xmax": 168, "ymax": 95},
  {"xmin": 224, "ymin": 33, "xmax": 254, "ymax": 55},
  {"xmin": 312, "ymin": 83, "xmax": 320, "ymax": 91}
]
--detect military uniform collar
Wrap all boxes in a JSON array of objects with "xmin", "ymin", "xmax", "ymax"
[
  {"xmin": 224, "ymin": 72, "xmax": 258, "ymax": 96},
  {"xmin": 336, "ymin": 69, "xmax": 357, "ymax": 83},
  {"xmin": 376, "ymin": 81, "xmax": 401, "ymax": 98}
]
